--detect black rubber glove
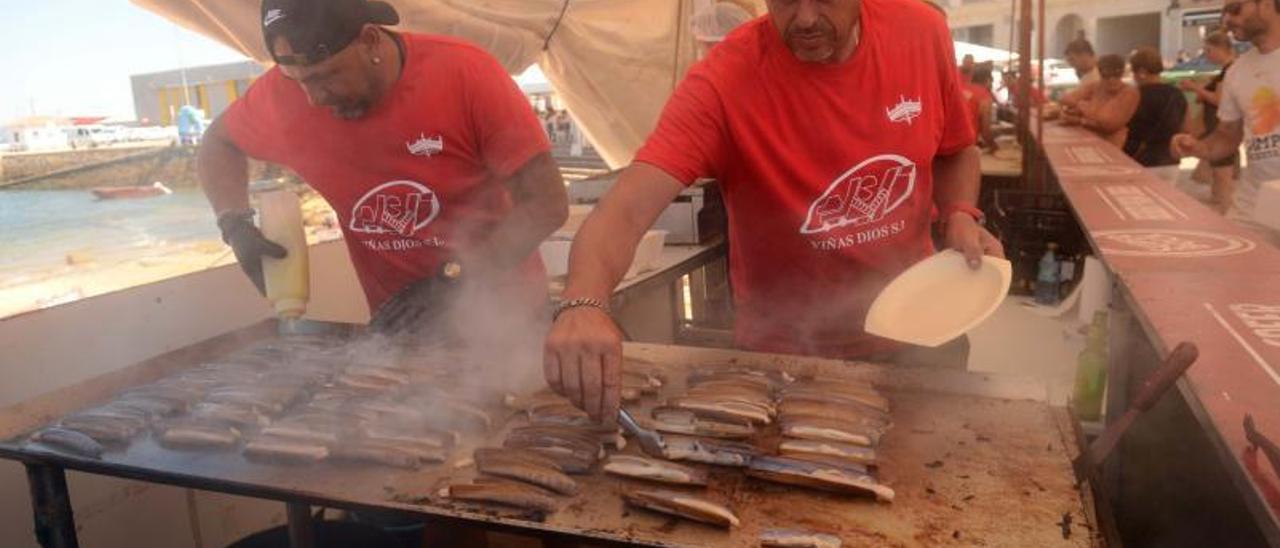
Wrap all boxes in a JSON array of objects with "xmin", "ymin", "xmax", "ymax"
[
  {"xmin": 368, "ymin": 261, "xmax": 463, "ymax": 336},
  {"xmin": 217, "ymin": 209, "xmax": 287, "ymax": 295}
]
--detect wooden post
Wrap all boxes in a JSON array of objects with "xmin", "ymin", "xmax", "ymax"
[
  {"xmin": 1017, "ymin": 0, "xmax": 1034, "ymax": 183},
  {"xmin": 1035, "ymin": 0, "xmax": 1046, "ymax": 190}
]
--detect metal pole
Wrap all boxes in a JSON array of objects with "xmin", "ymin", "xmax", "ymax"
[
  {"xmin": 1035, "ymin": 0, "xmax": 1046, "ymax": 190},
  {"xmin": 25, "ymin": 463, "xmax": 79, "ymax": 548},
  {"xmin": 286, "ymin": 502, "xmax": 315, "ymax": 548},
  {"xmin": 1017, "ymin": 0, "xmax": 1034, "ymax": 181}
]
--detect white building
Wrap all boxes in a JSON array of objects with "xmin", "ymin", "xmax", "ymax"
[
  {"xmin": 0, "ymin": 117, "xmax": 70, "ymax": 152},
  {"xmin": 944, "ymin": 0, "xmax": 1225, "ymax": 63}
]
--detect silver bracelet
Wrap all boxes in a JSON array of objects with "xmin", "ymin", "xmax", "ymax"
[{"xmin": 553, "ymin": 297, "xmax": 609, "ymax": 321}]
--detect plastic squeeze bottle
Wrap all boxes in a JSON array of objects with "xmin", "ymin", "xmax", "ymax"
[{"xmin": 258, "ymin": 190, "xmax": 310, "ymax": 319}]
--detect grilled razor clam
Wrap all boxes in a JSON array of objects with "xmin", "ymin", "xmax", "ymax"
[
  {"xmin": 110, "ymin": 395, "xmax": 186, "ymax": 417},
  {"xmin": 748, "ymin": 456, "xmax": 894, "ymax": 502},
  {"xmin": 366, "ymin": 425, "xmax": 458, "ymax": 450},
  {"xmin": 777, "ymin": 400, "xmax": 890, "ymax": 427},
  {"xmin": 781, "ymin": 453, "xmax": 873, "ymax": 476},
  {"xmin": 188, "ymin": 402, "xmax": 271, "ymax": 429},
  {"xmin": 349, "ymin": 399, "xmax": 425, "ymax": 422},
  {"xmin": 668, "ymin": 397, "xmax": 773, "ymax": 425},
  {"xmin": 341, "ymin": 365, "xmax": 411, "ymax": 385},
  {"xmin": 686, "ymin": 379, "xmax": 773, "ymax": 400},
  {"xmin": 778, "ymin": 440, "xmax": 877, "ymax": 466},
  {"xmin": 782, "ymin": 387, "xmax": 890, "ymax": 415},
  {"xmin": 64, "ymin": 408, "xmax": 150, "ymax": 430},
  {"xmin": 505, "ymin": 426, "xmax": 605, "ymax": 458},
  {"xmin": 478, "ymin": 457, "xmax": 579, "ymax": 495},
  {"xmin": 779, "ymin": 417, "xmax": 881, "ymax": 447},
  {"xmin": 603, "ymin": 455, "xmax": 708, "ymax": 486},
  {"xmin": 760, "ymin": 529, "xmax": 843, "ymax": 548},
  {"xmin": 336, "ymin": 372, "xmax": 404, "ymax": 392},
  {"xmin": 683, "ymin": 387, "xmax": 776, "ymax": 412},
  {"xmin": 243, "ymin": 437, "xmax": 329, "ymax": 463},
  {"xmin": 623, "ymin": 490, "xmax": 740, "ymax": 528},
  {"xmin": 56, "ymin": 417, "xmax": 139, "ymax": 443},
  {"xmin": 688, "ymin": 367, "xmax": 790, "ymax": 388},
  {"xmin": 502, "ymin": 445, "xmax": 595, "ymax": 474},
  {"xmin": 159, "ymin": 421, "xmax": 241, "ymax": 449},
  {"xmin": 202, "ymin": 391, "xmax": 285, "ymax": 414},
  {"xmin": 527, "ymin": 402, "xmax": 592, "ymax": 427},
  {"xmin": 474, "ymin": 448, "xmax": 564, "ymax": 471},
  {"xmin": 259, "ymin": 421, "xmax": 347, "ymax": 445},
  {"xmin": 650, "ymin": 407, "xmax": 755, "ymax": 439},
  {"xmin": 329, "ymin": 442, "xmax": 424, "ymax": 469},
  {"xmin": 29, "ymin": 427, "xmax": 104, "ymax": 458},
  {"xmin": 662, "ymin": 436, "xmax": 757, "ymax": 467},
  {"xmin": 446, "ymin": 483, "xmax": 558, "ymax": 513}
]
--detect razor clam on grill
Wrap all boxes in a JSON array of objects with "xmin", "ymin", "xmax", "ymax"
[
  {"xmin": 603, "ymin": 455, "xmax": 708, "ymax": 485},
  {"xmin": 157, "ymin": 419, "xmax": 242, "ymax": 449},
  {"xmin": 28, "ymin": 427, "xmax": 104, "ymax": 458},
  {"xmin": 444, "ymin": 482, "xmax": 558, "ymax": 513},
  {"xmin": 667, "ymin": 397, "xmax": 773, "ymax": 425},
  {"xmin": 475, "ymin": 451, "xmax": 579, "ymax": 495},
  {"xmin": 760, "ymin": 529, "xmax": 844, "ymax": 548},
  {"xmin": 748, "ymin": 456, "xmax": 894, "ymax": 502},
  {"xmin": 661, "ymin": 435, "xmax": 757, "ymax": 467},
  {"xmin": 243, "ymin": 437, "xmax": 330, "ymax": 463},
  {"xmin": 649, "ymin": 406, "xmax": 756, "ymax": 439},
  {"xmin": 778, "ymin": 439, "xmax": 878, "ymax": 465},
  {"xmin": 623, "ymin": 490, "xmax": 740, "ymax": 528},
  {"xmin": 779, "ymin": 416, "xmax": 881, "ymax": 447}
]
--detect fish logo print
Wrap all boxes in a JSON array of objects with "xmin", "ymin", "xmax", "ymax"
[
  {"xmin": 800, "ymin": 154, "xmax": 917, "ymax": 235},
  {"xmin": 349, "ymin": 180, "xmax": 441, "ymax": 237}
]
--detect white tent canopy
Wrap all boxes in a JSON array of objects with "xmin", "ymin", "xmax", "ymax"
[
  {"xmin": 129, "ymin": 0, "xmax": 749, "ymax": 168},
  {"xmin": 953, "ymin": 41, "xmax": 1017, "ymax": 65}
]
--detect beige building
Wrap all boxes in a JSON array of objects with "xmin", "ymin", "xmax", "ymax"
[
  {"xmin": 943, "ymin": 0, "xmax": 1225, "ymax": 62},
  {"xmin": 130, "ymin": 61, "xmax": 264, "ymax": 126}
]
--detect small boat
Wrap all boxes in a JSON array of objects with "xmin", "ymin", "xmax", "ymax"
[{"xmin": 91, "ymin": 182, "xmax": 173, "ymax": 200}]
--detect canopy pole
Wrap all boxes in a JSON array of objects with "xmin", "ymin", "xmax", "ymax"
[
  {"xmin": 1035, "ymin": 0, "xmax": 1046, "ymax": 191},
  {"xmin": 1017, "ymin": 0, "xmax": 1033, "ymax": 185}
]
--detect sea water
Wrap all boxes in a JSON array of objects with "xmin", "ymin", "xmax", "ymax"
[{"xmin": 0, "ymin": 189, "xmax": 219, "ymax": 283}]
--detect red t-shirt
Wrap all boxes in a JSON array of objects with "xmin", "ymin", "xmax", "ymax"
[
  {"xmin": 224, "ymin": 33, "xmax": 551, "ymax": 312},
  {"xmin": 964, "ymin": 83, "xmax": 994, "ymax": 134},
  {"xmin": 634, "ymin": 0, "xmax": 975, "ymax": 359}
]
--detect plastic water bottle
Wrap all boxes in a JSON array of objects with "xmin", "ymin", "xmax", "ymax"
[
  {"xmin": 1073, "ymin": 311, "xmax": 1109, "ymax": 421},
  {"xmin": 1035, "ymin": 242, "xmax": 1061, "ymax": 305}
]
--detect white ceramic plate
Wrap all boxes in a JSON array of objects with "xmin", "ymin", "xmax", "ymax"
[{"xmin": 864, "ymin": 250, "xmax": 1012, "ymax": 347}]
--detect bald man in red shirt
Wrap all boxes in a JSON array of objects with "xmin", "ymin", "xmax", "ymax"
[{"xmin": 545, "ymin": 0, "xmax": 1003, "ymax": 422}]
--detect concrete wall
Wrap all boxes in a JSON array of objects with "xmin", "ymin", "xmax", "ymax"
[
  {"xmin": 1, "ymin": 148, "xmax": 155, "ymax": 182},
  {"xmin": 946, "ymin": 0, "xmax": 1224, "ymax": 61},
  {"xmin": 132, "ymin": 61, "xmax": 264, "ymax": 125},
  {"xmin": 2, "ymin": 147, "xmax": 286, "ymax": 190},
  {"xmin": 0, "ymin": 239, "xmax": 367, "ymax": 548}
]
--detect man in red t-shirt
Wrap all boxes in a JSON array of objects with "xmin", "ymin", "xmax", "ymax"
[
  {"xmin": 199, "ymin": 0, "xmax": 567, "ymax": 336},
  {"xmin": 544, "ymin": 0, "xmax": 1003, "ymax": 422},
  {"xmin": 964, "ymin": 65, "xmax": 997, "ymax": 151}
]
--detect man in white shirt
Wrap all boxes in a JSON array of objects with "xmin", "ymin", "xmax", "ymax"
[
  {"xmin": 1065, "ymin": 38, "xmax": 1101, "ymax": 87},
  {"xmin": 1173, "ymin": 0, "xmax": 1280, "ymax": 240}
]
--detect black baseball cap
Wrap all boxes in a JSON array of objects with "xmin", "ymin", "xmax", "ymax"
[{"xmin": 261, "ymin": 0, "xmax": 400, "ymax": 66}]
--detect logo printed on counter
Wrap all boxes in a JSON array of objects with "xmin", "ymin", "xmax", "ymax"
[
  {"xmin": 801, "ymin": 154, "xmax": 916, "ymax": 237},
  {"xmin": 349, "ymin": 180, "xmax": 441, "ymax": 237},
  {"xmin": 1094, "ymin": 229, "xmax": 1256, "ymax": 258},
  {"xmin": 1055, "ymin": 165, "xmax": 1142, "ymax": 177}
]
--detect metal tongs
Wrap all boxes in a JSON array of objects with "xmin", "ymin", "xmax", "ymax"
[{"xmin": 618, "ymin": 408, "xmax": 666, "ymax": 457}]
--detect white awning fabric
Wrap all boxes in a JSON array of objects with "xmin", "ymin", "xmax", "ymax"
[{"xmin": 130, "ymin": 0, "xmax": 740, "ymax": 168}]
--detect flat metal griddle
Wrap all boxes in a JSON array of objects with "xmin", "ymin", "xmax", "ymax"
[{"xmin": 0, "ymin": 321, "xmax": 1096, "ymax": 547}]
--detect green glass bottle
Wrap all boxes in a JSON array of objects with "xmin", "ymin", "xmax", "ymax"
[{"xmin": 1073, "ymin": 311, "xmax": 1109, "ymax": 421}]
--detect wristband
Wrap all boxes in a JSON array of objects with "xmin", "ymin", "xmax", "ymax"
[
  {"xmin": 553, "ymin": 297, "xmax": 609, "ymax": 321},
  {"xmin": 941, "ymin": 203, "xmax": 985, "ymax": 226}
]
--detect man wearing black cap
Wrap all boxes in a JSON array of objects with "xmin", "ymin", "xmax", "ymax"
[{"xmin": 198, "ymin": 0, "xmax": 568, "ymax": 335}]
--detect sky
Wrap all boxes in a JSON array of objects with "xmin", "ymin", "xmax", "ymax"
[{"xmin": 1, "ymin": 0, "xmax": 250, "ymax": 122}]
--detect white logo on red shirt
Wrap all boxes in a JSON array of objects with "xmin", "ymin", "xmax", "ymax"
[
  {"xmin": 349, "ymin": 180, "xmax": 441, "ymax": 237},
  {"xmin": 800, "ymin": 154, "xmax": 917, "ymax": 235},
  {"xmin": 406, "ymin": 134, "xmax": 444, "ymax": 157},
  {"xmin": 886, "ymin": 96, "xmax": 923, "ymax": 125},
  {"xmin": 263, "ymin": 9, "xmax": 286, "ymax": 27}
]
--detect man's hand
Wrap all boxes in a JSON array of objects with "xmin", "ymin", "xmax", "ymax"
[
  {"xmin": 544, "ymin": 306, "xmax": 624, "ymax": 424},
  {"xmin": 218, "ymin": 210, "xmax": 286, "ymax": 295},
  {"xmin": 1171, "ymin": 133, "xmax": 1208, "ymax": 160},
  {"xmin": 945, "ymin": 213, "xmax": 1004, "ymax": 269}
]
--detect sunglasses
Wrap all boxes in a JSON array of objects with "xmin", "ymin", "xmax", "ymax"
[{"xmin": 1223, "ymin": 0, "xmax": 1259, "ymax": 16}]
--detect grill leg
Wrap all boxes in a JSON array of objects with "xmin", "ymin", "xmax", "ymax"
[
  {"xmin": 286, "ymin": 502, "xmax": 315, "ymax": 548},
  {"xmin": 25, "ymin": 463, "xmax": 78, "ymax": 548}
]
